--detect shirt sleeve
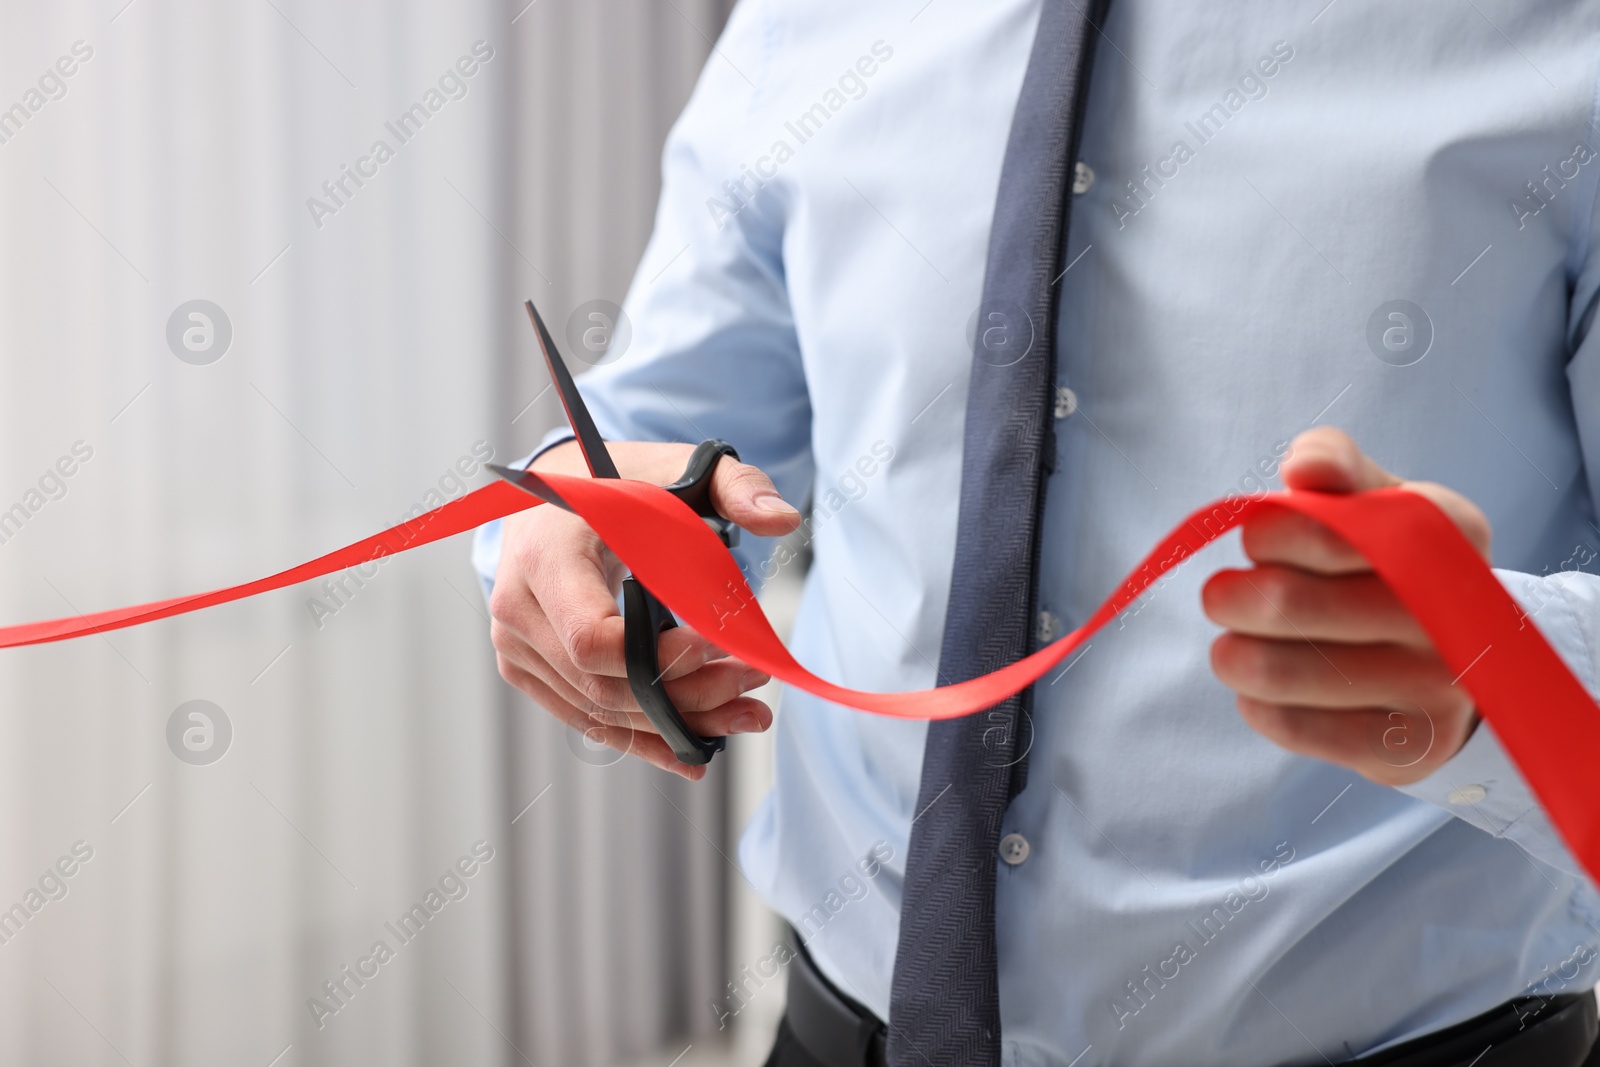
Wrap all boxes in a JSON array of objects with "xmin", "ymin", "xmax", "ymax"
[
  {"xmin": 1398, "ymin": 568, "xmax": 1600, "ymax": 880},
  {"xmin": 472, "ymin": 0, "xmax": 812, "ymax": 602},
  {"xmin": 1398, "ymin": 167, "xmax": 1600, "ymax": 882}
]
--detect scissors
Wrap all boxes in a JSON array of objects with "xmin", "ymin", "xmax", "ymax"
[{"xmin": 487, "ymin": 299, "xmax": 739, "ymax": 766}]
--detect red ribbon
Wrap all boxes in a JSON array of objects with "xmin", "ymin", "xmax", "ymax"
[
  {"xmin": 0, "ymin": 481, "xmax": 535, "ymax": 647},
  {"xmin": 3, "ymin": 474, "xmax": 1597, "ymax": 883}
]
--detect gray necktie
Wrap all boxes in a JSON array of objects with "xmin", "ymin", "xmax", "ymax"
[{"xmin": 887, "ymin": 2, "xmax": 1108, "ymax": 1063}]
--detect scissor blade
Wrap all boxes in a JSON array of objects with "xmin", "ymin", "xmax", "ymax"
[
  {"xmin": 486, "ymin": 463, "xmax": 576, "ymax": 513},
  {"xmin": 524, "ymin": 299, "xmax": 621, "ymax": 480}
]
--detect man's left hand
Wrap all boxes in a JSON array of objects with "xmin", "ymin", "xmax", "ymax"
[{"xmin": 1203, "ymin": 426, "xmax": 1494, "ymax": 786}]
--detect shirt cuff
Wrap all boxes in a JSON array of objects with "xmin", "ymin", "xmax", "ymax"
[
  {"xmin": 1396, "ymin": 716, "xmax": 1537, "ymax": 840},
  {"xmin": 1396, "ymin": 567, "xmax": 1600, "ymax": 877}
]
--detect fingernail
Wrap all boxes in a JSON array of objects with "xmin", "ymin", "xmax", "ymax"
[
  {"xmin": 732, "ymin": 711, "xmax": 764, "ymax": 733},
  {"xmin": 752, "ymin": 491, "xmax": 799, "ymax": 517},
  {"xmin": 741, "ymin": 669, "xmax": 770, "ymax": 691}
]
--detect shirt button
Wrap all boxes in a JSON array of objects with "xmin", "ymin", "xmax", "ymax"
[
  {"xmin": 1447, "ymin": 784, "xmax": 1487, "ymax": 805},
  {"xmin": 1072, "ymin": 161, "xmax": 1095, "ymax": 194},
  {"xmin": 999, "ymin": 833, "xmax": 1031, "ymax": 866},
  {"xmin": 1036, "ymin": 610, "xmax": 1061, "ymax": 644},
  {"xmin": 1054, "ymin": 386, "xmax": 1078, "ymax": 419}
]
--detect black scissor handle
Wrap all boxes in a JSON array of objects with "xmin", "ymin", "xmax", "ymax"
[
  {"xmin": 663, "ymin": 439, "xmax": 741, "ymax": 544},
  {"xmin": 623, "ymin": 439, "xmax": 742, "ymax": 766},
  {"xmin": 624, "ymin": 579, "xmax": 723, "ymax": 765}
]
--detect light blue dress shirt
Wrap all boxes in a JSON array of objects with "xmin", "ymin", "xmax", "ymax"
[{"xmin": 475, "ymin": 1, "xmax": 1600, "ymax": 1062}]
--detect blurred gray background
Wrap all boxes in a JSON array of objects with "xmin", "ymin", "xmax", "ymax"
[{"xmin": 0, "ymin": 1, "xmax": 791, "ymax": 1064}]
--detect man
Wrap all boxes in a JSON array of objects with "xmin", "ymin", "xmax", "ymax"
[{"xmin": 474, "ymin": 0, "xmax": 1600, "ymax": 1063}]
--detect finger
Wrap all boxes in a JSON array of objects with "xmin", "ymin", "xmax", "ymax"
[
  {"xmin": 578, "ymin": 693, "xmax": 772, "ymax": 738},
  {"xmin": 493, "ymin": 507, "xmax": 627, "ymax": 674},
  {"xmin": 1249, "ymin": 427, "xmax": 1400, "ymax": 575},
  {"xmin": 495, "ymin": 619, "xmax": 667, "ymax": 720},
  {"xmin": 500, "ymin": 603, "xmax": 640, "ymax": 711},
  {"xmin": 495, "ymin": 622, "xmax": 771, "ymax": 734},
  {"xmin": 498, "ymin": 657, "xmax": 614, "ymax": 737},
  {"xmin": 1241, "ymin": 481, "xmax": 1491, "ymax": 574},
  {"xmin": 1201, "ymin": 565, "xmax": 1428, "ymax": 646},
  {"xmin": 522, "ymin": 536, "xmax": 725, "ymax": 686},
  {"xmin": 515, "ymin": 600, "xmax": 738, "ymax": 711},
  {"xmin": 590, "ymin": 658, "xmax": 771, "ymax": 733},
  {"xmin": 527, "ymin": 607, "xmax": 719, "ymax": 701},
  {"xmin": 499, "ymin": 660, "xmax": 707, "ymax": 781},
  {"xmin": 1241, "ymin": 509, "xmax": 1369, "ymax": 574},
  {"xmin": 663, "ymin": 658, "xmax": 772, "ymax": 713},
  {"xmin": 673, "ymin": 694, "xmax": 775, "ymax": 736},
  {"xmin": 1209, "ymin": 632, "xmax": 1474, "ymax": 712},
  {"xmin": 515, "ymin": 517, "xmax": 630, "ymax": 676},
  {"xmin": 648, "ymin": 627, "xmax": 734, "ymax": 681},
  {"xmin": 579, "ymin": 691, "xmax": 772, "ymax": 737},
  {"xmin": 710, "ymin": 457, "xmax": 803, "ymax": 537},
  {"xmin": 512, "ymin": 534, "xmax": 711, "ymax": 688},
  {"xmin": 1234, "ymin": 696, "xmax": 1476, "ymax": 787},
  {"xmin": 494, "ymin": 620, "xmax": 635, "ymax": 716},
  {"xmin": 1279, "ymin": 426, "xmax": 1403, "ymax": 493},
  {"xmin": 1393, "ymin": 481, "xmax": 1493, "ymax": 559}
]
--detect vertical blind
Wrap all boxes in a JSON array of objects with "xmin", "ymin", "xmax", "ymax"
[{"xmin": 0, "ymin": 0, "xmax": 739, "ymax": 1064}]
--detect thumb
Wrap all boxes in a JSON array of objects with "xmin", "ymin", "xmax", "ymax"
[
  {"xmin": 710, "ymin": 458, "xmax": 803, "ymax": 537},
  {"xmin": 1280, "ymin": 426, "xmax": 1402, "ymax": 494}
]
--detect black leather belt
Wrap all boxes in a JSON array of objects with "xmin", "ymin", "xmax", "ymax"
[
  {"xmin": 1344, "ymin": 989, "xmax": 1597, "ymax": 1067},
  {"xmin": 783, "ymin": 935, "xmax": 886, "ymax": 1067},
  {"xmin": 779, "ymin": 929, "xmax": 1598, "ymax": 1067}
]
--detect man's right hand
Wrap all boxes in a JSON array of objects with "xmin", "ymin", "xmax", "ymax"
[{"xmin": 489, "ymin": 440, "xmax": 803, "ymax": 779}]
